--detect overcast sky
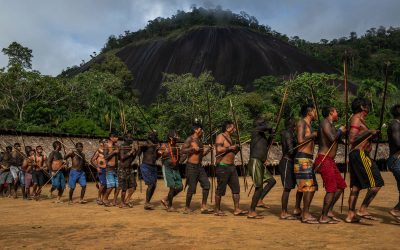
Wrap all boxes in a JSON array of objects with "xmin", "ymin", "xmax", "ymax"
[{"xmin": 1, "ymin": 0, "xmax": 399, "ymax": 76}]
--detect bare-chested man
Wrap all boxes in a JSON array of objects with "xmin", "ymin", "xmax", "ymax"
[
  {"xmin": 295, "ymin": 104, "xmax": 319, "ymax": 224},
  {"xmin": 91, "ymin": 139, "xmax": 107, "ymax": 205},
  {"xmin": 139, "ymin": 131, "xmax": 161, "ymax": 210},
  {"xmin": 118, "ymin": 134, "xmax": 138, "ymax": 208},
  {"xmin": 10, "ymin": 143, "xmax": 25, "ymax": 199},
  {"xmin": 32, "ymin": 146, "xmax": 47, "ymax": 200},
  {"xmin": 314, "ymin": 106, "xmax": 347, "ymax": 224},
  {"xmin": 214, "ymin": 121, "xmax": 247, "ymax": 216},
  {"xmin": 387, "ymin": 104, "xmax": 400, "ymax": 223},
  {"xmin": 48, "ymin": 141, "xmax": 66, "ymax": 203},
  {"xmin": 22, "ymin": 149, "xmax": 36, "ymax": 199},
  {"xmin": 160, "ymin": 130, "xmax": 183, "ymax": 212},
  {"xmin": 181, "ymin": 123, "xmax": 213, "ymax": 214},
  {"xmin": 0, "ymin": 146, "xmax": 13, "ymax": 197},
  {"xmin": 278, "ymin": 118, "xmax": 303, "ymax": 220},
  {"xmin": 103, "ymin": 133, "xmax": 120, "ymax": 206},
  {"xmin": 346, "ymin": 98, "xmax": 383, "ymax": 223},
  {"xmin": 65, "ymin": 142, "xmax": 87, "ymax": 205}
]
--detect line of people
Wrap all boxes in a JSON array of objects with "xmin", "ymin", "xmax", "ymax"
[{"xmin": 0, "ymin": 97, "xmax": 399, "ymax": 223}]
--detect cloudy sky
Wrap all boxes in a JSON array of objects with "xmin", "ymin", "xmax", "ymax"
[{"xmin": 1, "ymin": 0, "xmax": 399, "ymax": 75}]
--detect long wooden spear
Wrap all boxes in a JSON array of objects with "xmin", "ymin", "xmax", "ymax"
[
  {"xmin": 340, "ymin": 52, "xmax": 349, "ymax": 213},
  {"xmin": 310, "ymin": 84, "xmax": 321, "ymax": 125},
  {"xmin": 373, "ymin": 62, "xmax": 391, "ymax": 161},
  {"xmin": 206, "ymin": 89, "xmax": 216, "ymax": 203},
  {"xmin": 229, "ymin": 99, "xmax": 248, "ymax": 191}
]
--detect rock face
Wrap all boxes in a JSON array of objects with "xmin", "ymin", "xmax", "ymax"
[{"xmin": 115, "ymin": 26, "xmax": 336, "ymax": 104}]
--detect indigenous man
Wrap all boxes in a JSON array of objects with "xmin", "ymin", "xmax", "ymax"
[
  {"xmin": 314, "ymin": 106, "xmax": 347, "ymax": 224},
  {"xmin": 160, "ymin": 130, "xmax": 183, "ymax": 212},
  {"xmin": 103, "ymin": 133, "xmax": 120, "ymax": 206},
  {"xmin": 22, "ymin": 148, "xmax": 36, "ymax": 199},
  {"xmin": 118, "ymin": 134, "xmax": 138, "ymax": 208},
  {"xmin": 279, "ymin": 118, "xmax": 303, "ymax": 220},
  {"xmin": 65, "ymin": 142, "xmax": 87, "ymax": 204},
  {"xmin": 181, "ymin": 123, "xmax": 213, "ymax": 214},
  {"xmin": 32, "ymin": 145, "xmax": 47, "ymax": 200},
  {"xmin": 139, "ymin": 131, "xmax": 161, "ymax": 210},
  {"xmin": 295, "ymin": 104, "xmax": 319, "ymax": 224},
  {"xmin": 214, "ymin": 121, "xmax": 248, "ymax": 216},
  {"xmin": 0, "ymin": 146, "xmax": 13, "ymax": 197},
  {"xmin": 10, "ymin": 143, "xmax": 25, "ymax": 199},
  {"xmin": 48, "ymin": 141, "xmax": 66, "ymax": 203},
  {"xmin": 91, "ymin": 139, "xmax": 107, "ymax": 205},
  {"xmin": 346, "ymin": 98, "xmax": 383, "ymax": 223},
  {"xmin": 387, "ymin": 104, "xmax": 400, "ymax": 223},
  {"xmin": 247, "ymin": 117, "xmax": 276, "ymax": 219}
]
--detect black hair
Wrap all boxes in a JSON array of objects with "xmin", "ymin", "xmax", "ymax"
[
  {"xmin": 221, "ymin": 120, "xmax": 234, "ymax": 132},
  {"xmin": 53, "ymin": 141, "xmax": 61, "ymax": 149},
  {"xmin": 166, "ymin": 130, "xmax": 178, "ymax": 141},
  {"xmin": 109, "ymin": 132, "xmax": 118, "ymax": 138},
  {"xmin": 76, "ymin": 142, "xmax": 83, "ymax": 147},
  {"xmin": 253, "ymin": 117, "xmax": 265, "ymax": 127},
  {"xmin": 351, "ymin": 97, "xmax": 370, "ymax": 114},
  {"xmin": 191, "ymin": 123, "xmax": 203, "ymax": 134},
  {"xmin": 284, "ymin": 116, "xmax": 295, "ymax": 128},
  {"xmin": 36, "ymin": 145, "xmax": 42, "ymax": 149},
  {"xmin": 391, "ymin": 104, "xmax": 400, "ymax": 118},
  {"xmin": 300, "ymin": 104, "xmax": 315, "ymax": 118},
  {"xmin": 6, "ymin": 146, "xmax": 12, "ymax": 151},
  {"xmin": 322, "ymin": 106, "xmax": 336, "ymax": 118},
  {"xmin": 14, "ymin": 143, "xmax": 21, "ymax": 147}
]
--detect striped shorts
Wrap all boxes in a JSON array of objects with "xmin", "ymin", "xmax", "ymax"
[{"xmin": 349, "ymin": 149, "xmax": 384, "ymax": 189}]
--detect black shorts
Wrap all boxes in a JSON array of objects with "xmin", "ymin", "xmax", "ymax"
[
  {"xmin": 32, "ymin": 170, "xmax": 44, "ymax": 186},
  {"xmin": 349, "ymin": 150, "xmax": 384, "ymax": 189},
  {"xmin": 186, "ymin": 163, "xmax": 210, "ymax": 194},
  {"xmin": 216, "ymin": 164, "xmax": 240, "ymax": 196},
  {"xmin": 278, "ymin": 158, "xmax": 296, "ymax": 190},
  {"xmin": 118, "ymin": 168, "xmax": 137, "ymax": 191}
]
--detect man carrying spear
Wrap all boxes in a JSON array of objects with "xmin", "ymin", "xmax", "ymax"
[
  {"xmin": 48, "ymin": 141, "xmax": 66, "ymax": 203},
  {"xmin": 32, "ymin": 146, "xmax": 47, "ymax": 200},
  {"xmin": 181, "ymin": 123, "xmax": 213, "ymax": 214},
  {"xmin": 314, "ymin": 106, "xmax": 347, "ymax": 224},
  {"xmin": 10, "ymin": 143, "xmax": 25, "ymax": 199},
  {"xmin": 22, "ymin": 148, "xmax": 36, "ymax": 199},
  {"xmin": 0, "ymin": 146, "xmax": 13, "ymax": 197},
  {"xmin": 139, "ymin": 131, "xmax": 161, "ymax": 210},
  {"xmin": 103, "ymin": 132, "xmax": 120, "ymax": 206},
  {"xmin": 247, "ymin": 117, "xmax": 276, "ymax": 219},
  {"xmin": 160, "ymin": 130, "xmax": 183, "ymax": 212},
  {"xmin": 387, "ymin": 104, "xmax": 400, "ymax": 222},
  {"xmin": 214, "ymin": 121, "xmax": 248, "ymax": 216},
  {"xmin": 65, "ymin": 142, "xmax": 87, "ymax": 205},
  {"xmin": 279, "ymin": 117, "xmax": 302, "ymax": 220},
  {"xmin": 346, "ymin": 98, "xmax": 383, "ymax": 222},
  {"xmin": 295, "ymin": 104, "xmax": 319, "ymax": 224},
  {"xmin": 91, "ymin": 139, "xmax": 107, "ymax": 205},
  {"xmin": 118, "ymin": 134, "xmax": 138, "ymax": 208}
]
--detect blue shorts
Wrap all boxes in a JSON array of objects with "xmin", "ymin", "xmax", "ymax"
[
  {"xmin": 387, "ymin": 156, "xmax": 400, "ymax": 192},
  {"xmin": 106, "ymin": 169, "xmax": 118, "ymax": 188},
  {"xmin": 52, "ymin": 171, "xmax": 65, "ymax": 190},
  {"xmin": 68, "ymin": 169, "xmax": 86, "ymax": 189},
  {"xmin": 140, "ymin": 164, "xmax": 157, "ymax": 185},
  {"xmin": 98, "ymin": 168, "xmax": 107, "ymax": 186}
]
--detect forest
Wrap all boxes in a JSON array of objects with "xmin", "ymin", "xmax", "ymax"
[{"xmin": 1, "ymin": 8, "xmax": 399, "ymax": 140}]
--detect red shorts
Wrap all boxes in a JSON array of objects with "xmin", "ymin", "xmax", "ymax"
[{"xmin": 314, "ymin": 154, "xmax": 347, "ymax": 192}]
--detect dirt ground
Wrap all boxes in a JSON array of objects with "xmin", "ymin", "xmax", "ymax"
[{"xmin": 0, "ymin": 172, "xmax": 399, "ymax": 249}]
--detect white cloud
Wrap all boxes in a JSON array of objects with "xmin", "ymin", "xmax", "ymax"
[{"xmin": 0, "ymin": 0, "xmax": 399, "ymax": 75}]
